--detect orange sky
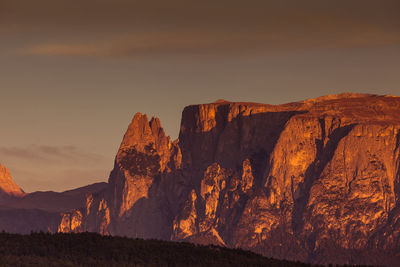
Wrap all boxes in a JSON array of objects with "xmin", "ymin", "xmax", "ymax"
[{"xmin": 0, "ymin": 0, "xmax": 399, "ymax": 192}]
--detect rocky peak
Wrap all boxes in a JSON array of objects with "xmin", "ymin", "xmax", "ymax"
[
  {"xmin": 119, "ymin": 113, "xmax": 156, "ymax": 151},
  {"xmin": 116, "ymin": 113, "xmax": 172, "ymax": 173},
  {"xmin": 108, "ymin": 112, "xmax": 176, "ymax": 222},
  {"xmin": 0, "ymin": 164, "xmax": 25, "ymax": 198}
]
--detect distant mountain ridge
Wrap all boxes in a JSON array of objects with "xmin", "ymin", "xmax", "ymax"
[
  {"xmin": 0, "ymin": 167, "xmax": 107, "ymax": 233},
  {"xmin": 2, "ymin": 182, "xmax": 107, "ymax": 213},
  {"xmin": 1, "ymin": 93, "xmax": 400, "ymax": 266}
]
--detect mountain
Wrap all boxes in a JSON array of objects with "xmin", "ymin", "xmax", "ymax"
[
  {"xmin": 0, "ymin": 165, "xmax": 25, "ymax": 199},
  {"xmin": 0, "ymin": 167, "xmax": 107, "ymax": 233},
  {"xmin": 52, "ymin": 93, "xmax": 400, "ymax": 266},
  {"xmin": 2, "ymin": 182, "xmax": 107, "ymax": 213},
  {"xmin": 1, "ymin": 93, "xmax": 400, "ymax": 265}
]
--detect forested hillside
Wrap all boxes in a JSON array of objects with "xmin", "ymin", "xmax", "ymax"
[{"xmin": 0, "ymin": 232, "xmax": 320, "ymax": 266}]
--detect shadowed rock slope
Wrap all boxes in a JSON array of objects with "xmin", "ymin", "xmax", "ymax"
[{"xmin": 8, "ymin": 93, "xmax": 400, "ymax": 266}]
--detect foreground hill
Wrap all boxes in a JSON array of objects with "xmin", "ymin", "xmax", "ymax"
[{"xmin": 0, "ymin": 232, "xmax": 317, "ymax": 267}]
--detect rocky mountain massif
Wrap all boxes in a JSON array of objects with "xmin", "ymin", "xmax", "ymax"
[{"xmin": 1, "ymin": 93, "xmax": 400, "ymax": 266}]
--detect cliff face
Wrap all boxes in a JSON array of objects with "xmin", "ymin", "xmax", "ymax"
[{"xmin": 57, "ymin": 94, "xmax": 400, "ymax": 266}]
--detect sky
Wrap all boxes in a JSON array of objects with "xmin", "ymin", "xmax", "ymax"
[{"xmin": 0, "ymin": 0, "xmax": 399, "ymax": 192}]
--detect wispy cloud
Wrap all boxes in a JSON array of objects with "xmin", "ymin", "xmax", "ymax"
[
  {"xmin": 3, "ymin": 0, "xmax": 399, "ymax": 58},
  {"xmin": 0, "ymin": 145, "xmax": 110, "ymax": 192},
  {"xmin": 20, "ymin": 32, "xmax": 265, "ymax": 57},
  {"xmin": 20, "ymin": 27, "xmax": 400, "ymax": 58},
  {"xmin": 0, "ymin": 145, "xmax": 104, "ymax": 165},
  {"xmin": 9, "ymin": 167, "xmax": 109, "ymax": 193}
]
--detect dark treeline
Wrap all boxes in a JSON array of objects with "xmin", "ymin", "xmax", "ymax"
[{"xmin": 0, "ymin": 232, "xmax": 372, "ymax": 267}]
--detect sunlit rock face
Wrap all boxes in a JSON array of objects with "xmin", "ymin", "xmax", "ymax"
[
  {"xmin": 58, "ymin": 210, "xmax": 83, "ymax": 233},
  {"xmin": 0, "ymin": 164, "xmax": 25, "ymax": 198},
  {"xmin": 59, "ymin": 113, "xmax": 184, "ymax": 239},
  {"xmin": 58, "ymin": 94, "xmax": 400, "ymax": 266}
]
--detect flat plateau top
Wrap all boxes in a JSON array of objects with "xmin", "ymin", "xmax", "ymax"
[{"xmin": 187, "ymin": 93, "xmax": 400, "ymax": 124}]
